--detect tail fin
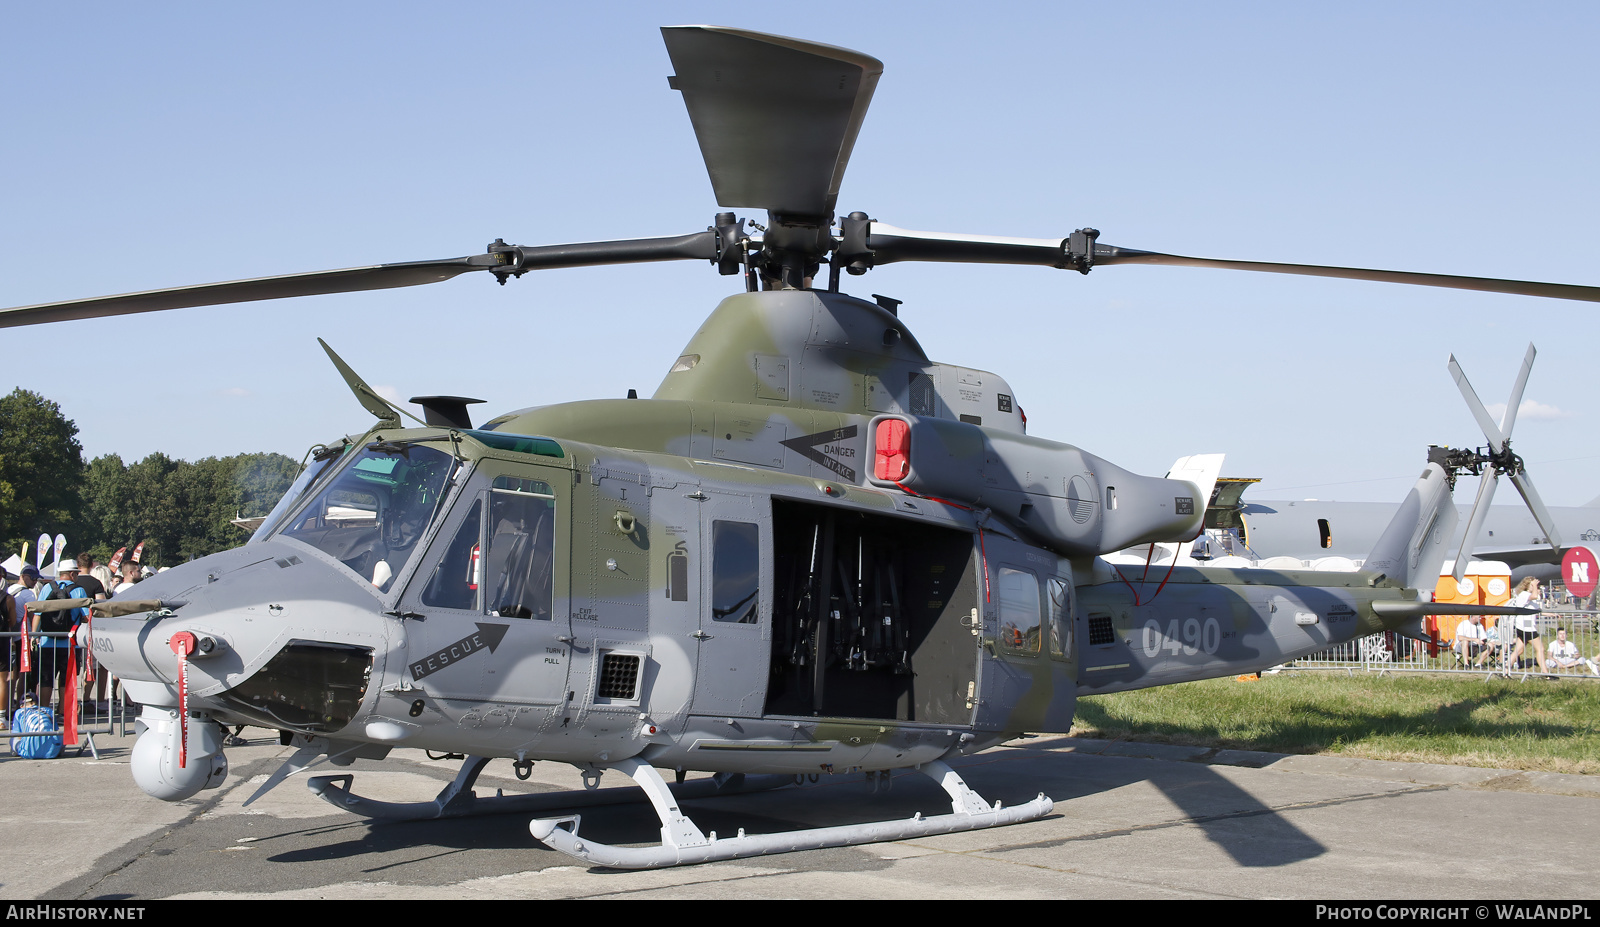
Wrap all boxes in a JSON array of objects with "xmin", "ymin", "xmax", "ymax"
[
  {"xmin": 1156, "ymin": 454, "xmax": 1224, "ymax": 564},
  {"xmin": 1363, "ymin": 463, "xmax": 1458, "ymax": 590}
]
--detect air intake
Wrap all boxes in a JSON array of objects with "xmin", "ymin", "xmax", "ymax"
[{"xmin": 598, "ymin": 653, "xmax": 641, "ymax": 700}]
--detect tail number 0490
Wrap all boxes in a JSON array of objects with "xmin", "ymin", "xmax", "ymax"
[{"xmin": 1141, "ymin": 617, "xmax": 1222, "ymax": 658}]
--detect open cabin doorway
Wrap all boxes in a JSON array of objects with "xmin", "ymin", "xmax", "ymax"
[{"xmin": 765, "ymin": 498, "xmax": 978, "ymax": 723}]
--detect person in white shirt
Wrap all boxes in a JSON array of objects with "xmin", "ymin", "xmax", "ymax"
[
  {"xmin": 1507, "ymin": 577, "xmax": 1548, "ymax": 672},
  {"xmin": 112, "ymin": 560, "xmax": 139, "ymax": 595},
  {"xmin": 1455, "ymin": 614, "xmax": 1494, "ymax": 667},
  {"xmin": 1545, "ymin": 626, "xmax": 1595, "ymax": 675}
]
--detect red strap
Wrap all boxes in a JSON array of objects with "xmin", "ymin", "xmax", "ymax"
[
  {"xmin": 895, "ymin": 481, "xmax": 992, "ymax": 602},
  {"xmin": 64, "ymin": 627, "xmax": 78, "ymax": 746},
  {"xmin": 169, "ymin": 632, "xmax": 198, "ymax": 768},
  {"xmin": 19, "ymin": 613, "xmax": 30, "ymax": 674},
  {"xmin": 82, "ymin": 615, "xmax": 94, "ymax": 684},
  {"xmin": 1110, "ymin": 543, "xmax": 1181, "ymax": 606}
]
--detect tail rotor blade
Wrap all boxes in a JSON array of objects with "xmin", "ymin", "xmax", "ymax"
[
  {"xmin": 1449, "ymin": 355, "xmax": 1508, "ymax": 451},
  {"xmin": 1508, "ymin": 470, "xmax": 1563, "ymax": 552},
  {"xmin": 1498, "ymin": 343, "xmax": 1537, "ymax": 438},
  {"xmin": 1453, "ymin": 473, "xmax": 1499, "ymax": 582}
]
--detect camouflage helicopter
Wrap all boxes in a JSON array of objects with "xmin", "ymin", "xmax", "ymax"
[{"xmin": 7, "ymin": 25, "xmax": 1597, "ymax": 869}]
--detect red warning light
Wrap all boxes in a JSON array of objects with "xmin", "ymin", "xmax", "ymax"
[{"xmin": 875, "ymin": 419, "xmax": 910, "ymax": 481}]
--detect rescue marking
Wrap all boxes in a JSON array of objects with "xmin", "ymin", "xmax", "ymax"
[{"xmin": 409, "ymin": 623, "xmax": 509, "ymax": 681}]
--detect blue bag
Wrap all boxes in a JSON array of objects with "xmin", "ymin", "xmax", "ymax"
[{"xmin": 10, "ymin": 705, "xmax": 63, "ymax": 759}]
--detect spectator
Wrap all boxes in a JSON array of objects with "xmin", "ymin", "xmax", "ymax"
[
  {"xmin": 1546, "ymin": 626, "xmax": 1596, "ymax": 675},
  {"xmin": 70, "ymin": 556, "xmax": 113, "ymax": 714},
  {"xmin": 1, "ymin": 570, "xmax": 17, "ymax": 729},
  {"xmin": 1454, "ymin": 614, "xmax": 1495, "ymax": 668},
  {"xmin": 29, "ymin": 562, "xmax": 87, "ymax": 710},
  {"xmin": 90, "ymin": 564, "xmax": 115, "ymax": 596},
  {"xmin": 12, "ymin": 564, "xmax": 40, "ymax": 611},
  {"xmin": 113, "ymin": 560, "xmax": 139, "ymax": 594},
  {"xmin": 10, "ymin": 566, "xmax": 40, "ymax": 717},
  {"xmin": 1508, "ymin": 577, "xmax": 1549, "ymax": 673},
  {"xmin": 72, "ymin": 555, "xmax": 108, "ymax": 602}
]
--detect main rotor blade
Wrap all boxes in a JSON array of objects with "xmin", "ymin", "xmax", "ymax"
[
  {"xmin": 853, "ymin": 224, "xmax": 1600, "ymax": 304},
  {"xmin": 0, "ymin": 232, "xmax": 717, "ymax": 329},
  {"xmin": 1453, "ymin": 472, "xmax": 1500, "ymax": 582},
  {"xmin": 663, "ymin": 25, "xmax": 882, "ymax": 218},
  {"xmin": 1498, "ymin": 343, "xmax": 1537, "ymax": 438},
  {"xmin": 1508, "ymin": 470, "xmax": 1563, "ymax": 552},
  {"xmin": 862, "ymin": 223, "xmax": 1068, "ymax": 266},
  {"xmin": 1448, "ymin": 354, "xmax": 1509, "ymax": 451},
  {"xmin": 1091, "ymin": 247, "xmax": 1600, "ymax": 303},
  {"xmin": 0, "ymin": 258, "xmax": 485, "ymax": 328}
]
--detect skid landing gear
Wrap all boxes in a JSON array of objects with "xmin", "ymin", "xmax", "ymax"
[
  {"xmin": 529, "ymin": 758, "xmax": 1053, "ymax": 869},
  {"xmin": 306, "ymin": 755, "xmax": 789, "ymax": 822}
]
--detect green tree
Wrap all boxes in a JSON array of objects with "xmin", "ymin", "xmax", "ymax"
[
  {"xmin": 0, "ymin": 388, "xmax": 86, "ymax": 557},
  {"xmin": 80, "ymin": 450, "xmax": 300, "ymax": 566}
]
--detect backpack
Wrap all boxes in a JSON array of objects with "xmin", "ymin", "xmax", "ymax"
[
  {"xmin": 36, "ymin": 580, "xmax": 86, "ymax": 634},
  {"xmin": 10, "ymin": 706, "xmax": 62, "ymax": 759}
]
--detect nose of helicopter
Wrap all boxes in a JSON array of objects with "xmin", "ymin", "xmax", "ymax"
[{"xmin": 93, "ymin": 540, "xmax": 392, "ymax": 734}]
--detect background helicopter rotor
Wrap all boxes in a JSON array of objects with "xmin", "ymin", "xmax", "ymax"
[{"xmin": 1444, "ymin": 345, "xmax": 1563, "ymax": 582}]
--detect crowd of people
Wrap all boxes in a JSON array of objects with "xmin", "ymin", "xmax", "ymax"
[
  {"xmin": 1452, "ymin": 577, "xmax": 1600, "ymax": 677},
  {"xmin": 0, "ymin": 552, "xmax": 156, "ymax": 729}
]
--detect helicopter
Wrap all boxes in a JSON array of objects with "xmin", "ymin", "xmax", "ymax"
[{"xmin": 7, "ymin": 25, "xmax": 1598, "ymax": 869}]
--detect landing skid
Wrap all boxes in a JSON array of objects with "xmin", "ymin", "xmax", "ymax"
[
  {"xmin": 306, "ymin": 755, "xmax": 790, "ymax": 822},
  {"xmin": 529, "ymin": 758, "xmax": 1054, "ymax": 869}
]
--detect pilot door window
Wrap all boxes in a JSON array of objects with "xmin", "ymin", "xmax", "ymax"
[
  {"xmin": 419, "ymin": 476, "xmax": 556, "ymax": 620},
  {"xmin": 1047, "ymin": 577, "xmax": 1074, "ymax": 661},
  {"xmin": 422, "ymin": 500, "xmax": 483, "ymax": 611},
  {"xmin": 996, "ymin": 567, "xmax": 1043, "ymax": 654},
  {"xmin": 711, "ymin": 521, "xmax": 760, "ymax": 623}
]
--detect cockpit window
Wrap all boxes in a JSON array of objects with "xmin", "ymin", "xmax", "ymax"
[
  {"xmin": 250, "ymin": 442, "xmax": 352, "ymax": 542},
  {"xmin": 279, "ymin": 443, "xmax": 456, "ymax": 591}
]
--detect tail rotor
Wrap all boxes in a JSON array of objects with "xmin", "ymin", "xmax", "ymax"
[{"xmin": 1443, "ymin": 344, "xmax": 1562, "ymax": 581}]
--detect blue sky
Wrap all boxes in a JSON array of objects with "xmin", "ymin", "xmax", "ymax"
[{"xmin": 3, "ymin": 2, "xmax": 1597, "ymax": 508}]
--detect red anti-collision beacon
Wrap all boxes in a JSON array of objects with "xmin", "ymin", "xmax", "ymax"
[{"xmin": 874, "ymin": 419, "xmax": 910, "ymax": 481}]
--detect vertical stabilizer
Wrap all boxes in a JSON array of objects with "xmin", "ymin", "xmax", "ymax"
[
  {"xmin": 1363, "ymin": 463, "xmax": 1458, "ymax": 590},
  {"xmin": 1157, "ymin": 454, "xmax": 1225, "ymax": 565}
]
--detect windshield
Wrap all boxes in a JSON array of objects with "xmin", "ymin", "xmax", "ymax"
[
  {"xmin": 250, "ymin": 443, "xmax": 353, "ymax": 543},
  {"xmin": 279, "ymin": 443, "xmax": 457, "ymax": 591}
]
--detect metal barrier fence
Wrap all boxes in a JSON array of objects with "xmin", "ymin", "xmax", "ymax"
[
  {"xmin": 2, "ymin": 631, "xmax": 133, "ymax": 759},
  {"xmin": 1288, "ymin": 610, "xmax": 1600, "ymax": 680}
]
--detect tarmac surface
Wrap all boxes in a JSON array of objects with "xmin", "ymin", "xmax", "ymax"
[{"xmin": 2, "ymin": 726, "xmax": 1596, "ymax": 900}]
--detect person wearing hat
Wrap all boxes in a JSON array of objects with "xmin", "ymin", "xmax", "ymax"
[
  {"xmin": 29, "ymin": 560, "xmax": 87, "ymax": 710},
  {"xmin": 12, "ymin": 564, "xmax": 40, "ymax": 610}
]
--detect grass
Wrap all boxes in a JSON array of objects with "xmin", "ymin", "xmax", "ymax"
[{"xmin": 1069, "ymin": 672, "xmax": 1600, "ymax": 776}]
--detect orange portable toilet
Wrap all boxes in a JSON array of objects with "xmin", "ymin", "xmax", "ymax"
[{"xmin": 1429, "ymin": 560, "xmax": 1513, "ymax": 644}]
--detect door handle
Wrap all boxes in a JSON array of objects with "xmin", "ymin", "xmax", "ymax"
[{"xmin": 691, "ymin": 630, "xmax": 712, "ymax": 640}]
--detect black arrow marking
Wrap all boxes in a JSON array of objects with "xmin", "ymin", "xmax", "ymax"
[
  {"xmin": 409, "ymin": 622, "xmax": 509, "ymax": 681},
  {"xmin": 781, "ymin": 425, "xmax": 859, "ymax": 482}
]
